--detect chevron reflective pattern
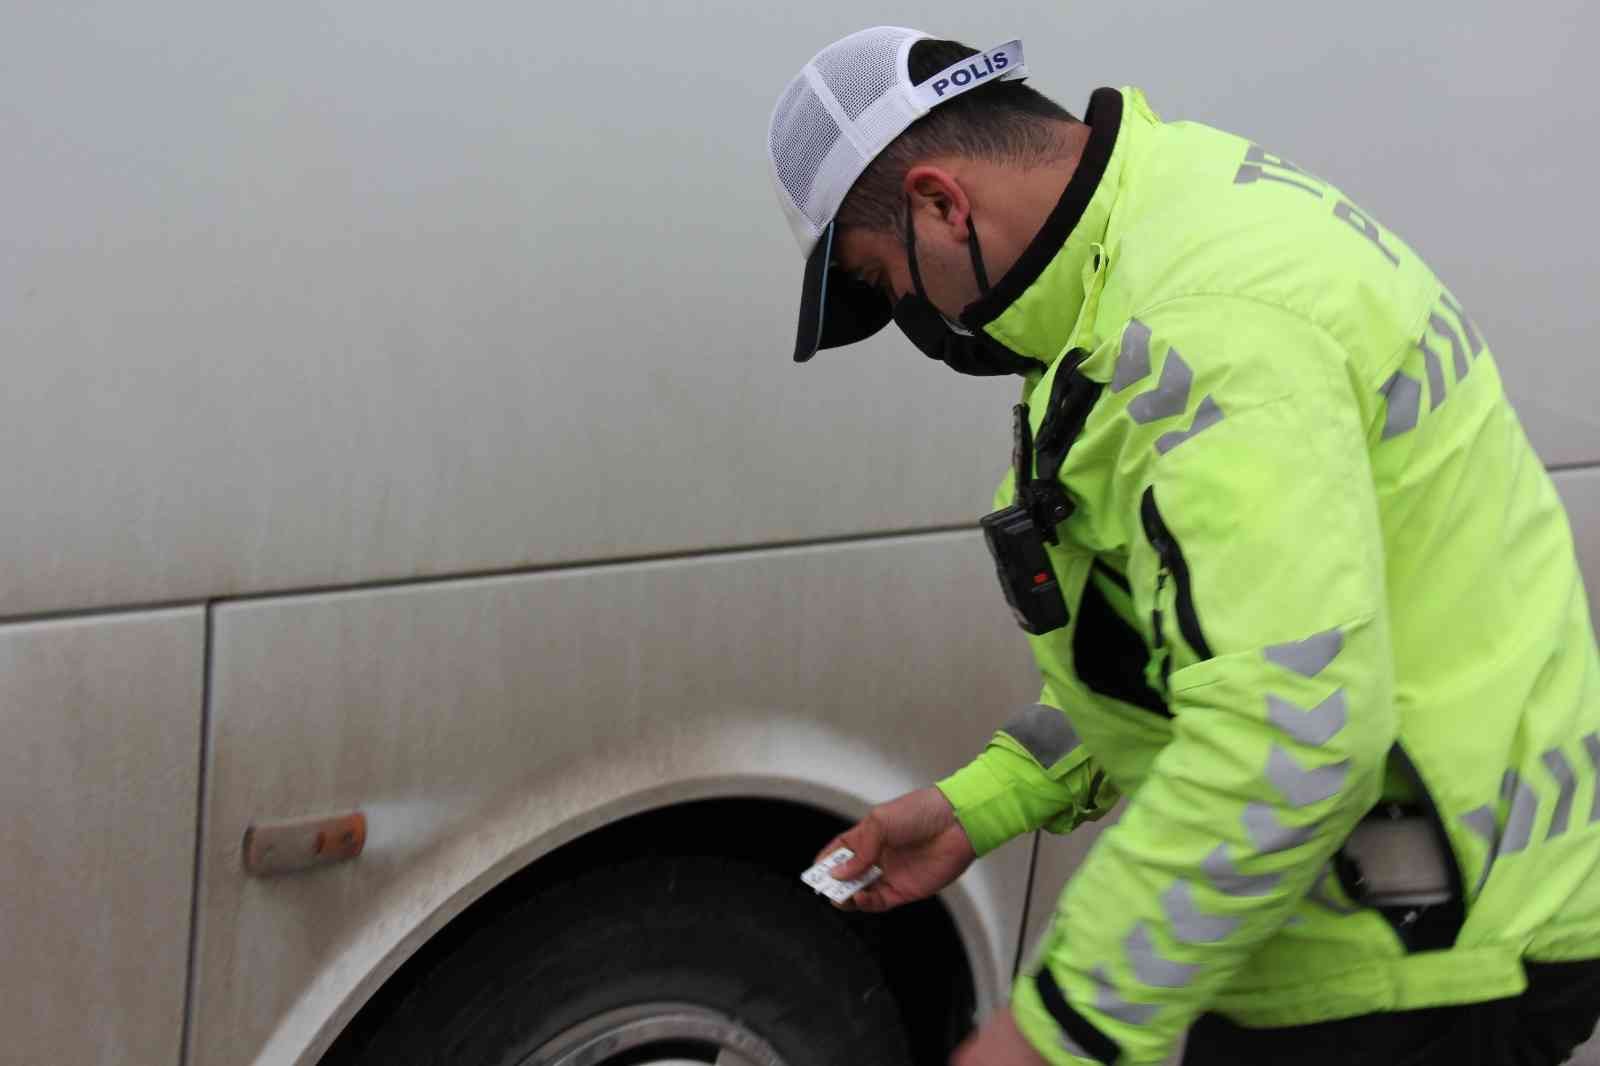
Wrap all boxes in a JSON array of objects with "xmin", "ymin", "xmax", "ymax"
[
  {"xmin": 1161, "ymin": 880, "xmax": 1241, "ymax": 943},
  {"xmin": 1380, "ymin": 370, "xmax": 1422, "ymax": 439},
  {"xmin": 1112, "ymin": 319, "xmax": 1153, "ymax": 393},
  {"xmin": 1378, "ymin": 289, "xmax": 1483, "ymax": 438},
  {"xmin": 1265, "ymin": 630, "xmax": 1344, "ymax": 676},
  {"xmin": 1458, "ymin": 734, "xmax": 1600, "ymax": 896},
  {"xmin": 1200, "ymin": 841, "xmax": 1281, "ymax": 897},
  {"xmin": 1125, "ymin": 922, "xmax": 1200, "ymax": 988},
  {"xmin": 1260, "ymin": 628, "xmax": 1348, "ymax": 806},
  {"xmin": 1156, "ymin": 396, "xmax": 1224, "ymax": 454},
  {"xmin": 1188, "ymin": 628, "xmax": 1352, "ymax": 905},
  {"xmin": 1266, "ymin": 690, "xmax": 1347, "ymax": 747},
  {"xmin": 1242, "ymin": 801, "xmax": 1317, "ymax": 854},
  {"xmin": 1091, "ymin": 965, "xmax": 1158, "ymax": 1025},
  {"xmin": 1266, "ymin": 746, "xmax": 1349, "ymax": 807},
  {"xmin": 1119, "ymin": 326, "xmax": 1226, "ymax": 454},
  {"xmin": 1128, "ymin": 348, "xmax": 1193, "ymax": 424}
]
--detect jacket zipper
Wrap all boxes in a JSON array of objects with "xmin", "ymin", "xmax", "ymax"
[{"xmin": 1140, "ymin": 488, "xmax": 1215, "ymax": 662}]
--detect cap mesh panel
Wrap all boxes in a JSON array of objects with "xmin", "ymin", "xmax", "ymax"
[
  {"xmin": 770, "ymin": 78, "xmax": 842, "ymax": 217},
  {"xmin": 768, "ymin": 26, "xmax": 932, "ymax": 253},
  {"xmin": 812, "ymin": 28, "xmax": 902, "ymax": 120}
]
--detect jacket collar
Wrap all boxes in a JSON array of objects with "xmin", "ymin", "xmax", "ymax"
[{"xmin": 961, "ymin": 87, "xmax": 1131, "ymax": 368}]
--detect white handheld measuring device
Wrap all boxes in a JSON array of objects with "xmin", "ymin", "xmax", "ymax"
[{"xmin": 800, "ymin": 847, "xmax": 883, "ymax": 904}]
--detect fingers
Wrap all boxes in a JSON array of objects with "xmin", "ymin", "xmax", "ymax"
[
  {"xmin": 812, "ymin": 834, "xmax": 849, "ymax": 866},
  {"xmin": 847, "ymin": 882, "xmax": 902, "ymax": 913},
  {"xmin": 829, "ymin": 815, "xmax": 885, "ymax": 881}
]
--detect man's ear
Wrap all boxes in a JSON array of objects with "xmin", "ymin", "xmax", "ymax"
[{"xmin": 903, "ymin": 164, "xmax": 971, "ymax": 241}]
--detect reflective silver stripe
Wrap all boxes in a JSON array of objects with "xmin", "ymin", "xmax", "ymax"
[
  {"xmin": 1418, "ymin": 336, "xmax": 1447, "ymax": 410},
  {"xmin": 1128, "ymin": 348, "xmax": 1193, "ymax": 424},
  {"xmin": 1161, "ymin": 880, "xmax": 1240, "ymax": 944},
  {"xmin": 1266, "ymin": 746, "xmax": 1348, "ymax": 808},
  {"xmin": 1499, "ymin": 770, "xmax": 1538, "ymax": 855},
  {"xmin": 1264, "ymin": 628, "xmax": 1342, "ymax": 677},
  {"xmin": 1092, "ymin": 965, "xmax": 1158, "ymax": 1025},
  {"xmin": 1585, "ymin": 732, "xmax": 1600, "ymax": 823},
  {"xmin": 1333, "ymin": 199, "xmax": 1400, "ymax": 267},
  {"xmin": 1155, "ymin": 394, "xmax": 1224, "ymax": 454},
  {"xmin": 1266, "ymin": 690, "xmax": 1347, "ymax": 747},
  {"xmin": 1380, "ymin": 371, "xmax": 1422, "ymax": 439},
  {"xmin": 1112, "ymin": 319, "xmax": 1153, "ymax": 392},
  {"xmin": 1438, "ymin": 290, "xmax": 1483, "ymax": 356},
  {"xmin": 1305, "ymin": 862, "xmax": 1360, "ymax": 915},
  {"xmin": 1430, "ymin": 312, "xmax": 1470, "ymax": 381},
  {"xmin": 1001, "ymin": 703, "xmax": 1080, "ymax": 767},
  {"xmin": 1461, "ymin": 805, "xmax": 1498, "ymax": 846},
  {"xmin": 1461, "ymin": 805, "xmax": 1498, "ymax": 896},
  {"xmin": 1543, "ymin": 748, "xmax": 1578, "ymax": 840},
  {"xmin": 1124, "ymin": 922, "xmax": 1200, "ymax": 989},
  {"xmin": 1201, "ymin": 842, "xmax": 1281, "ymax": 897},
  {"xmin": 1241, "ymin": 802, "xmax": 1316, "ymax": 855}
]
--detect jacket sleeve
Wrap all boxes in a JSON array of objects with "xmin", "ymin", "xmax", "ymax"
[
  {"xmin": 1012, "ymin": 300, "xmax": 1396, "ymax": 1065},
  {"xmin": 936, "ymin": 688, "xmax": 1123, "ymax": 856}
]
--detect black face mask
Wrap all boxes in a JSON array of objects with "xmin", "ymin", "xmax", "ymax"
[{"xmin": 891, "ymin": 198, "xmax": 1037, "ymax": 378}]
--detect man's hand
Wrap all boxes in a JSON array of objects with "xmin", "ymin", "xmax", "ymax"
[
  {"xmin": 951, "ymin": 1008, "xmax": 1053, "ymax": 1066},
  {"xmin": 817, "ymin": 786, "xmax": 976, "ymax": 912}
]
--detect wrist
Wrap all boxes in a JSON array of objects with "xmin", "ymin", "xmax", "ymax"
[{"xmin": 937, "ymin": 742, "xmax": 1082, "ymax": 855}]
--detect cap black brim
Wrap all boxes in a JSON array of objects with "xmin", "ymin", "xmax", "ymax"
[{"xmin": 792, "ymin": 222, "xmax": 894, "ymax": 363}]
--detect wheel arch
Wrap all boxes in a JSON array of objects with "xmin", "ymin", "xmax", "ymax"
[{"xmin": 317, "ymin": 795, "xmax": 980, "ymax": 1066}]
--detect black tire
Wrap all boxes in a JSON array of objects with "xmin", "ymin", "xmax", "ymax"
[{"xmin": 332, "ymin": 857, "xmax": 916, "ymax": 1066}]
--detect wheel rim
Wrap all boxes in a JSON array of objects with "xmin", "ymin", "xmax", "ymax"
[{"xmin": 520, "ymin": 1002, "xmax": 789, "ymax": 1066}]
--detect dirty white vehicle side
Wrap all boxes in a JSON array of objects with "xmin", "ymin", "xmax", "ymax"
[{"xmin": 3, "ymin": 3, "xmax": 1596, "ymax": 1065}]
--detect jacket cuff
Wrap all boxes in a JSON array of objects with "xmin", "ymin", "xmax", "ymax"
[{"xmin": 935, "ymin": 739, "xmax": 1079, "ymax": 856}]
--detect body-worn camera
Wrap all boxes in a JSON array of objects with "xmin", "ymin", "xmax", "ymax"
[
  {"xmin": 980, "ymin": 356, "xmax": 1102, "ymax": 635},
  {"xmin": 982, "ymin": 502, "xmax": 1069, "ymax": 634}
]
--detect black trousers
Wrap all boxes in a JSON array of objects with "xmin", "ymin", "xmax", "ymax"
[{"xmin": 1182, "ymin": 960, "xmax": 1600, "ymax": 1066}]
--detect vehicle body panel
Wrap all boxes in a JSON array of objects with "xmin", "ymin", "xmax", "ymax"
[
  {"xmin": 0, "ymin": 609, "xmax": 203, "ymax": 1066},
  {"xmin": 1, "ymin": 2, "xmax": 1595, "ymax": 622},
  {"xmin": 191, "ymin": 533, "xmax": 1036, "ymax": 1066}
]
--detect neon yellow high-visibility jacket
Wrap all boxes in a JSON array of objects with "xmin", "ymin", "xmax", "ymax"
[{"xmin": 935, "ymin": 86, "xmax": 1600, "ymax": 1065}]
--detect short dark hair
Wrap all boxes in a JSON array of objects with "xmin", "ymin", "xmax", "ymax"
[{"xmin": 835, "ymin": 39, "xmax": 1079, "ymax": 235}]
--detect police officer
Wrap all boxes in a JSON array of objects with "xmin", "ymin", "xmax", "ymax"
[{"xmin": 767, "ymin": 27, "xmax": 1600, "ymax": 1066}]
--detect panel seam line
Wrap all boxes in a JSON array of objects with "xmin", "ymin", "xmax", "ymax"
[
  {"xmin": 178, "ymin": 601, "xmax": 215, "ymax": 1066},
  {"xmin": 0, "ymin": 522, "xmax": 983, "ymax": 622}
]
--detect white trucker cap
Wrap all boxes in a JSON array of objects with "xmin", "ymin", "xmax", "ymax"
[{"xmin": 767, "ymin": 27, "xmax": 1028, "ymax": 362}]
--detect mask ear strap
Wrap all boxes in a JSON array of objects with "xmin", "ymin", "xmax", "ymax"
[
  {"xmin": 906, "ymin": 195, "xmax": 993, "ymax": 299},
  {"xmin": 966, "ymin": 214, "xmax": 991, "ymax": 293},
  {"xmin": 904, "ymin": 196, "xmax": 930, "ymax": 301}
]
